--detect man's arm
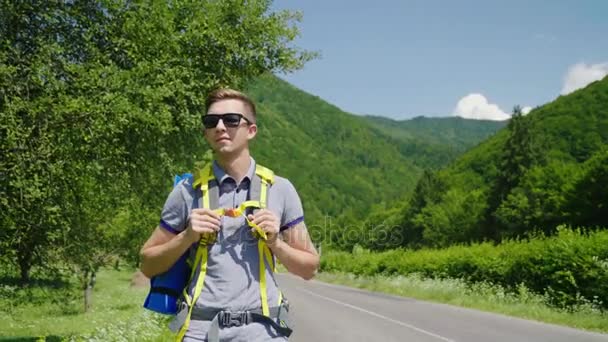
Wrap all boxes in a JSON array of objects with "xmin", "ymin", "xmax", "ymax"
[
  {"xmin": 267, "ymin": 222, "xmax": 319, "ymax": 280},
  {"xmin": 249, "ymin": 178, "xmax": 318, "ymax": 280},
  {"xmin": 139, "ymin": 227, "xmax": 194, "ymax": 278},
  {"xmin": 140, "ymin": 208, "xmax": 221, "ymax": 278}
]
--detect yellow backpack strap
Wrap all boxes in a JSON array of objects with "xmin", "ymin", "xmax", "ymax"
[
  {"xmin": 255, "ymin": 164, "xmax": 274, "ymax": 209},
  {"xmin": 253, "ymin": 164, "xmax": 276, "ymax": 317},
  {"xmin": 255, "ymin": 164, "xmax": 275, "ymax": 185},
  {"xmin": 177, "ymin": 244, "xmax": 209, "ymax": 341},
  {"xmin": 193, "ymin": 165, "xmax": 214, "ymax": 207},
  {"xmin": 258, "ymin": 233, "xmax": 278, "ymax": 317},
  {"xmin": 258, "ymin": 240, "xmax": 270, "ymax": 317},
  {"xmin": 258, "ymin": 239, "xmax": 277, "ymax": 317},
  {"xmin": 177, "ymin": 165, "xmax": 215, "ymax": 341}
]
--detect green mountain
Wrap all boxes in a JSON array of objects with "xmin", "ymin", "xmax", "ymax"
[
  {"xmin": 363, "ymin": 115, "xmax": 506, "ymax": 169},
  {"xmin": 245, "ymin": 75, "xmax": 506, "ymax": 230},
  {"xmin": 378, "ymin": 76, "xmax": 608, "ymax": 249},
  {"xmin": 247, "ymin": 75, "xmax": 423, "ymax": 225}
]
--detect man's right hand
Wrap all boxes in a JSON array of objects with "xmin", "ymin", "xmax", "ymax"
[{"xmin": 185, "ymin": 208, "xmax": 221, "ymax": 243}]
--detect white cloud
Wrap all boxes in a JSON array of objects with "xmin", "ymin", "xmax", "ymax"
[
  {"xmin": 522, "ymin": 106, "xmax": 532, "ymax": 115},
  {"xmin": 453, "ymin": 93, "xmax": 510, "ymax": 121},
  {"xmin": 561, "ymin": 62, "xmax": 608, "ymax": 95}
]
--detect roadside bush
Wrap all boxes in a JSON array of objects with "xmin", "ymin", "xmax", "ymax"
[{"xmin": 320, "ymin": 226, "xmax": 608, "ymax": 309}]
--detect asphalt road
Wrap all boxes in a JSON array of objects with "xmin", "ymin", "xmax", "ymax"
[{"xmin": 276, "ymin": 274, "xmax": 608, "ymax": 342}]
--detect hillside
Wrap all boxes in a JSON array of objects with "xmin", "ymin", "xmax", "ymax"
[
  {"xmin": 376, "ymin": 76, "xmax": 608, "ymax": 249},
  {"xmin": 244, "ymin": 75, "xmax": 507, "ymax": 229},
  {"xmin": 246, "ymin": 75, "xmax": 423, "ymax": 225},
  {"xmin": 363, "ymin": 115, "xmax": 506, "ymax": 168},
  {"xmin": 241, "ymin": 75, "xmax": 513, "ymax": 233}
]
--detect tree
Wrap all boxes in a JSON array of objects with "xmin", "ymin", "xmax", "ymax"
[
  {"xmin": 399, "ymin": 170, "xmax": 447, "ymax": 248},
  {"xmin": 564, "ymin": 149, "xmax": 608, "ymax": 228},
  {"xmin": 494, "ymin": 161, "xmax": 580, "ymax": 237},
  {"xmin": 485, "ymin": 106, "xmax": 541, "ymax": 240},
  {"xmin": 414, "ymin": 188, "xmax": 487, "ymax": 247},
  {"xmin": 0, "ymin": 0, "xmax": 314, "ymax": 294}
]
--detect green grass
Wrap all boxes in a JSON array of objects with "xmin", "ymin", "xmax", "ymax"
[
  {"xmin": 3, "ymin": 266, "xmax": 606, "ymax": 340},
  {"xmin": 0, "ymin": 268, "xmax": 173, "ymax": 341},
  {"xmin": 315, "ymin": 271, "xmax": 608, "ymax": 334}
]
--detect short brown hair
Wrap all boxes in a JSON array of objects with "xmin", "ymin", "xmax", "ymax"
[{"xmin": 205, "ymin": 88, "xmax": 256, "ymax": 120}]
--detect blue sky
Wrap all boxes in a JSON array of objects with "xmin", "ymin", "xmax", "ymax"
[{"xmin": 272, "ymin": 0, "xmax": 608, "ymax": 120}]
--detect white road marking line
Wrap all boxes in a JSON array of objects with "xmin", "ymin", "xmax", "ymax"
[{"xmin": 296, "ymin": 287, "xmax": 456, "ymax": 342}]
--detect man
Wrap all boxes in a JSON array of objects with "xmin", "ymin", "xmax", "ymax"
[{"xmin": 140, "ymin": 89, "xmax": 319, "ymax": 341}]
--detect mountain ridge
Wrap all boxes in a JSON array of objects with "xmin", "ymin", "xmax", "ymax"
[{"xmin": 244, "ymin": 74, "xmax": 506, "ymax": 226}]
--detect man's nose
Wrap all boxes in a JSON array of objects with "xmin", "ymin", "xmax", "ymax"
[{"xmin": 215, "ymin": 118, "xmax": 227, "ymax": 131}]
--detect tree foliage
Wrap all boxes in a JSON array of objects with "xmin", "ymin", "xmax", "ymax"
[{"xmin": 0, "ymin": 0, "xmax": 313, "ymax": 288}]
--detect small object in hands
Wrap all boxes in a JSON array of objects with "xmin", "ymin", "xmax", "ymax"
[
  {"xmin": 224, "ymin": 208, "xmax": 241, "ymax": 218},
  {"xmin": 218, "ymin": 206, "xmax": 267, "ymax": 240}
]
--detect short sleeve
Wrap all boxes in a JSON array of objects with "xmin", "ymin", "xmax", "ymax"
[
  {"xmin": 278, "ymin": 178, "xmax": 305, "ymax": 231},
  {"xmin": 160, "ymin": 181, "xmax": 189, "ymax": 234}
]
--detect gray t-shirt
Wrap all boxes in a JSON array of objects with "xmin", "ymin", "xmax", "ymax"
[{"xmin": 160, "ymin": 158, "xmax": 304, "ymax": 341}]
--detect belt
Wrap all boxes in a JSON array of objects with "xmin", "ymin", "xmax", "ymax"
[{"xmin": 191, "ymin": 306, "xmax": 292, "ymax": 342}]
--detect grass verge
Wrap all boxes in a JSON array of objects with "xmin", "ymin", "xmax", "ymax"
[{"xmin": 0, "ymin": 268, "xmax": 173, "ymax": 341}]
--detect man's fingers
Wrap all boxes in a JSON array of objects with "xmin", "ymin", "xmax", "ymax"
[
  {"xmin": 192, "ymin": 208, "xmax": 221, "ymax": 220},
  {"xmin": 249, "ymin": 210, "xmax": 280, "ymax": 235},
  {"xmin": 192, "ymin": 219, "xmax": 220, "ymax": 230},
  {"xmin": 191, "ymin": 221, "xmax": 220, "ymax": 233},
  {"xmin": 192, "ymin": 210, "xmax": 221, "ymax": 226},
  {"xmin": 249, "ymin": 212, "xmax": 262, "ymax": 225},
  {"xmin": 251, "ymin": 210, "xmax": 275, "ymax": 225},
  {"xmin": 190, "ymin": 213, "xmax": 221, "ymax": 232}
]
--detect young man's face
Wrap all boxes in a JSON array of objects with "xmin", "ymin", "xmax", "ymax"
[{"xmin": 203, "ymin": 99, "xmax": 257, "ymax": 156}]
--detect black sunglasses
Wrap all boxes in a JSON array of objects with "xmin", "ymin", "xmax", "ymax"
[{"xmin": 202, "ymin": 113, "xmax": 252, "ymax": 129}]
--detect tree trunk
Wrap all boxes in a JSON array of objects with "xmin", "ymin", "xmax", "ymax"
[
  {"xmin": 83, "ymin": 270, "xmax": 96, "ymax": 312},
  {"xmin": 19, "ymin": 265, "xmax": 30, "ymax": 285},
  {"xmin": 17, "ymin": 253, "xmax": 32, "ymax": 286}
]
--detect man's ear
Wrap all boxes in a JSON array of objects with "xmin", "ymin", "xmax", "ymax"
[{"xmin": 247, "ymin": 124, "xmax": 258, "ymax": 139}]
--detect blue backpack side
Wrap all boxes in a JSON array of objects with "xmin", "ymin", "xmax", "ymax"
[{"xmin": 143, "ymin": 173, "xmax": 194, "ymax": 315}]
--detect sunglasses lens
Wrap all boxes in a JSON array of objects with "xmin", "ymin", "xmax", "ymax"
[
  {"xmin": 202, "ymin": 115, "xmax": 220, "ymax": 128},
  {"xmin": 223, "ymin": 114, "xmax": 242, "ymax": 127}
]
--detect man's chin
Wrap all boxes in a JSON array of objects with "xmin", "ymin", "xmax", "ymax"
[
  {"xmin": 213, "ymin": 143, "xmax": 246, "ymax": 156},
  {"xmin": 215, "ymin": 146, "xmax": 232, "ymax": 154},
  {"xmin": 215, "ymin": 146, "xmax": 242, "ymax": 156}
]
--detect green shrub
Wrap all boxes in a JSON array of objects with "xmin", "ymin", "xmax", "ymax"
[{"xmin": 320, "ymin": 227, "xmax": 608, "ymax": 309}]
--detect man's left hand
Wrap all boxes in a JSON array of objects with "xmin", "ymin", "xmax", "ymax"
[{"xmin": 248, "ymin": 209, "xmax": 280, "ymax": 246}]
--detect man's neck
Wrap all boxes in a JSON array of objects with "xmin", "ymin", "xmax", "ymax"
[{"xmin": 215, "ymin": 150, "xmax": 252, "ymax": 183}]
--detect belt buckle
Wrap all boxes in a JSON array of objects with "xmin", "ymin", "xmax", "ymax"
[{"xmin": 218, "ymin": 311, "xmax": 249, "ymax": 328}]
